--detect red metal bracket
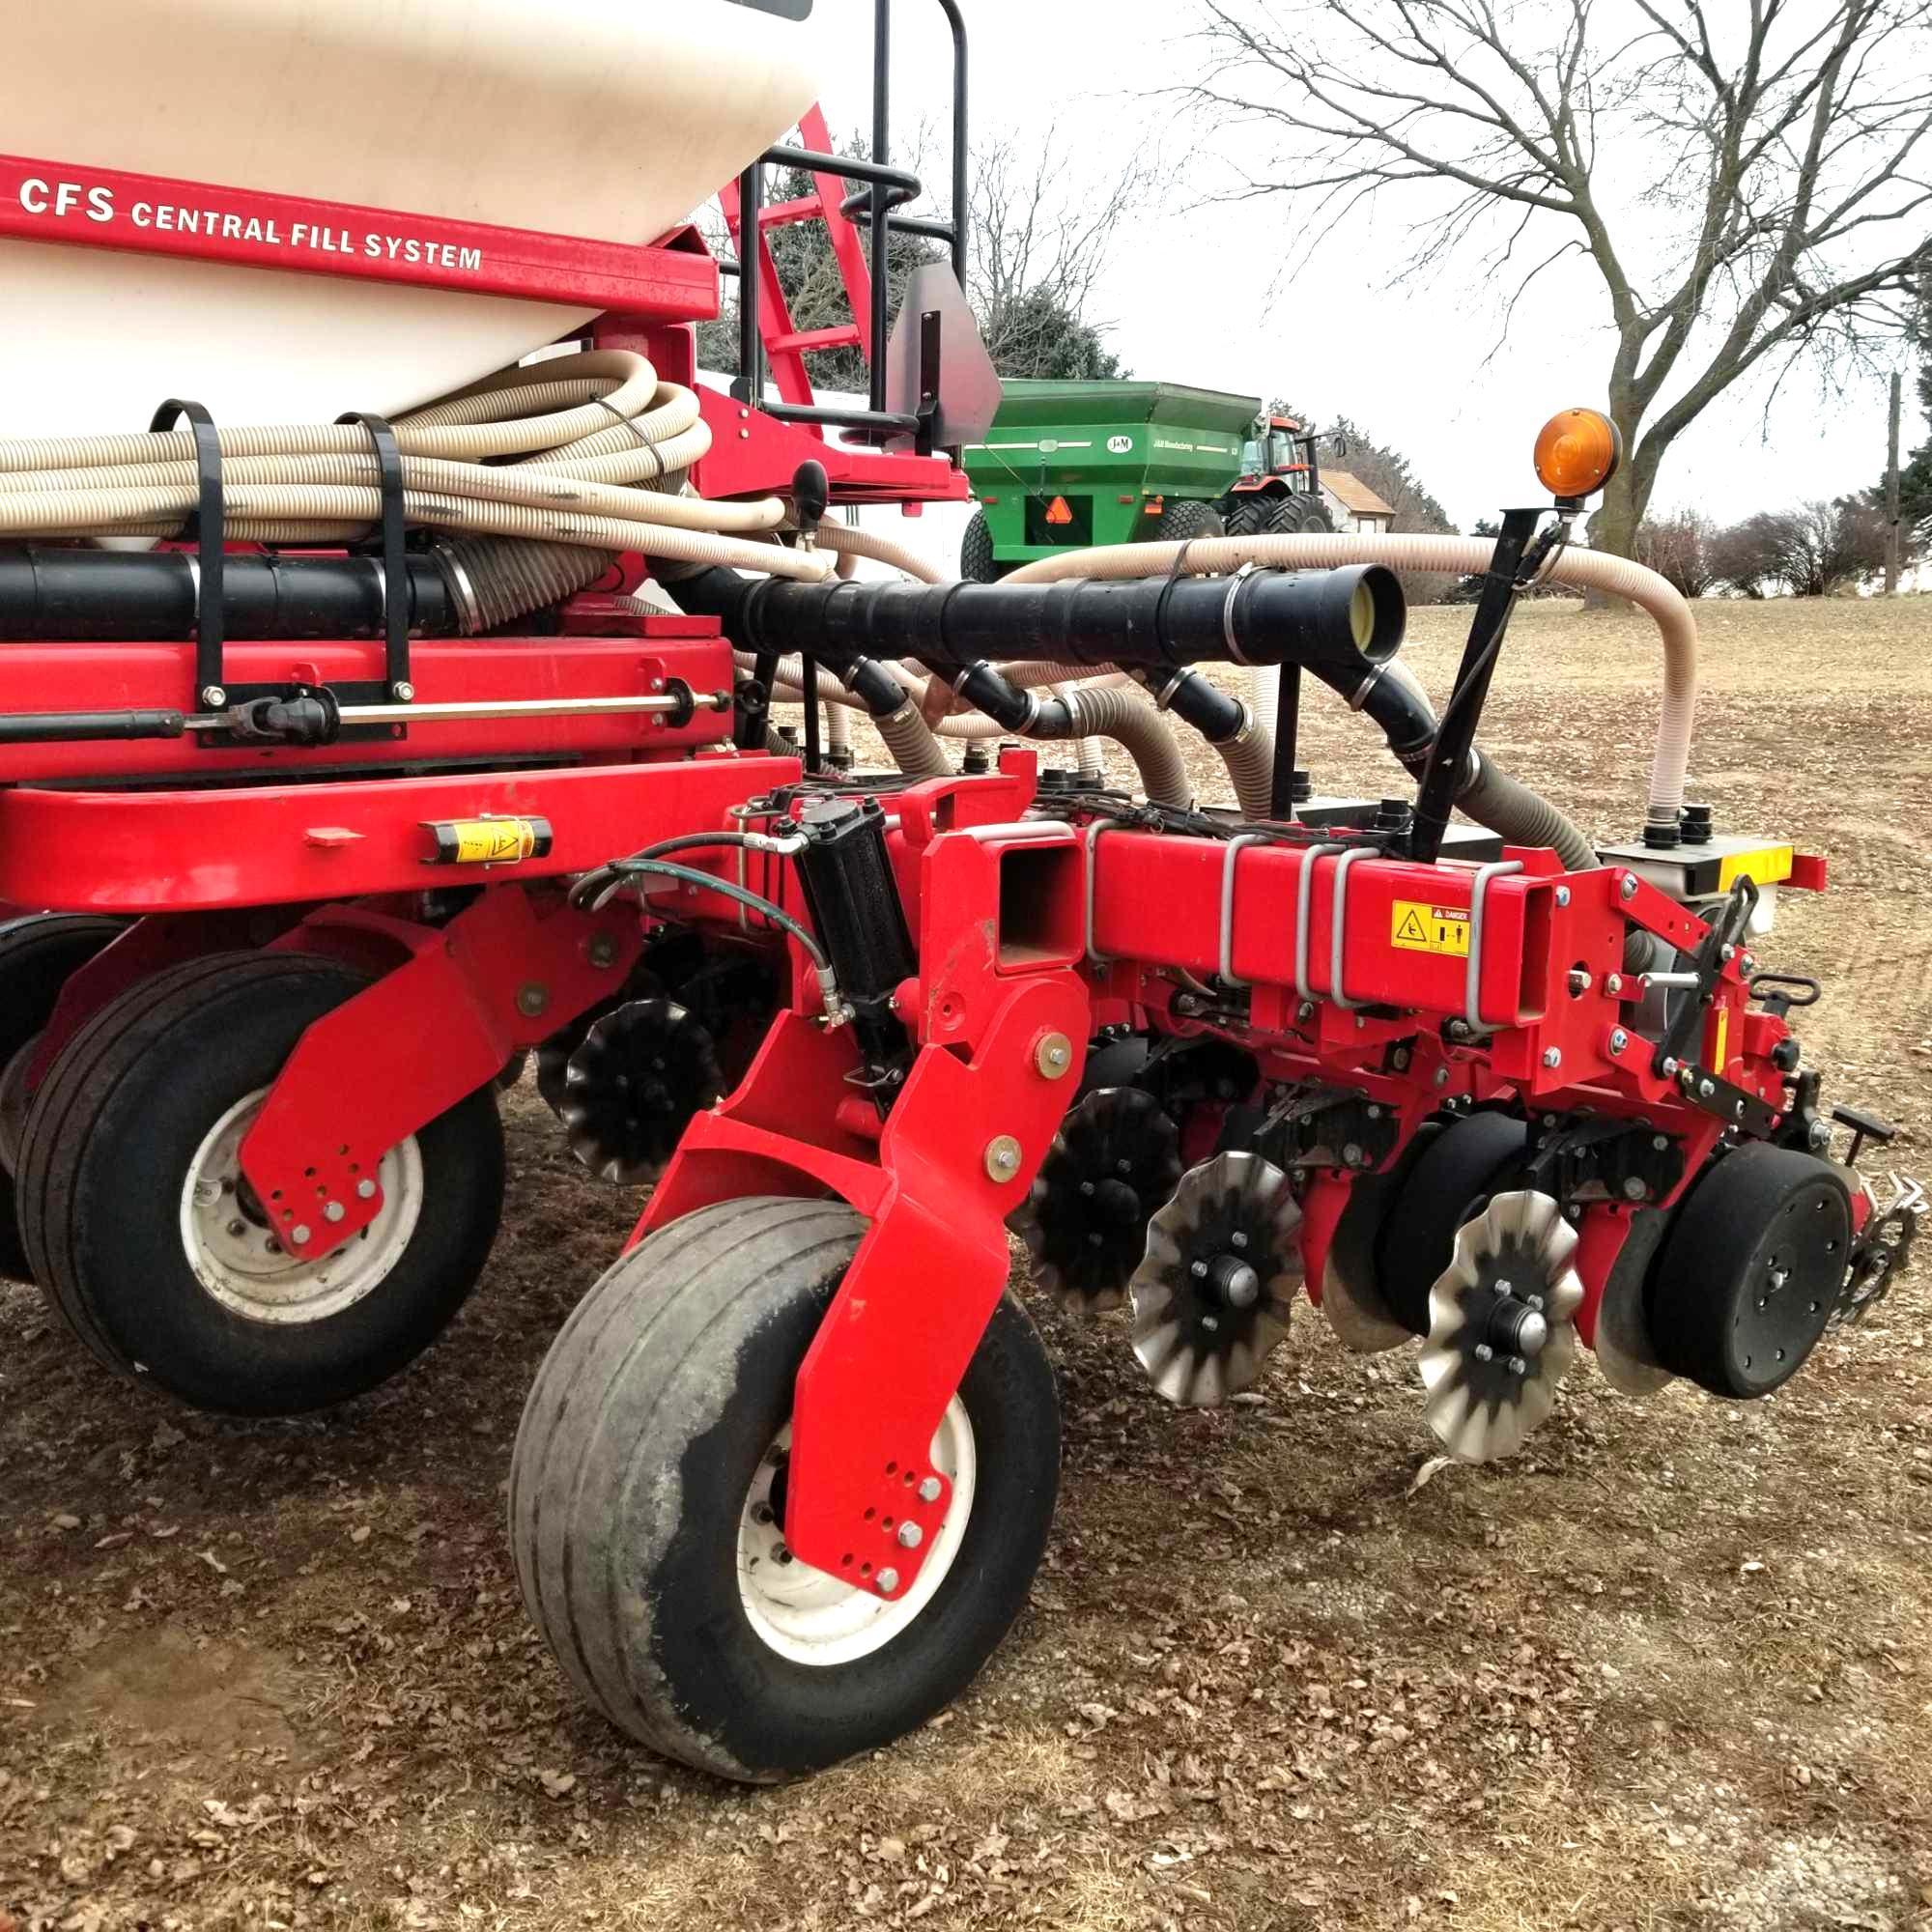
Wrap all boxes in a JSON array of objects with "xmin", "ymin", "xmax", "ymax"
[{"xmin": 239, "ymin": 887, "xmax": 641, "ymax": 1262}]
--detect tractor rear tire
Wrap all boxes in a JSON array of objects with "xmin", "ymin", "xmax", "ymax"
[
  {"xmin": 1222, "ymin": 496, "xmax": 1277, "ymax": 540},
  {"xmin": 0, "ymin": 913, "xmax": 125, "ymax": 1281},
  {"xmin": 1277, "ymin": 496, "xmax": 1336, "ymax": 535},
  {"xmin": 17, "ymin": 951, "xmax": 505, "ymax": 1414},
  {"xmin": 960, "ymin": 511, "xmax": 1008, "ymax": 582},
  {"xmin": 1155, "ymin": 499, "xmax": 1225, "ymax": 546},
  {"xmin": 510, "ymin": 1195, "xmax": 1061, "ymax": 1781}
]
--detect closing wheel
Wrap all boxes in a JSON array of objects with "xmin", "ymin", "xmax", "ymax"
[
  {"xmin": 0, "ymin": 913, "xmax": 125, "ymax": 1280},
  {"xmin": 509, "ymin": 1197, "xmax": 1061, "ymax": 1782},
  {"xmin": 17, "ymin": 952, "xmax": 504, "ymax": 1414}
]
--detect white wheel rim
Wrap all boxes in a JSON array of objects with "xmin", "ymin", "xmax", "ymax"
[
  {"xmin": 737, "ymin": 1398, "xmax": 978, "ymax": 1668},
  {"xmin": 178, "ymin": 1088, "xmax": 424, "ymax": 1326}
]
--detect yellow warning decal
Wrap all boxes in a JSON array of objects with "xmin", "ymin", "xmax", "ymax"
[
  {"xmin": 423, "ymin": 815, "xmax": 554, "ymax": 867},
  {"xmin": 1717, "ymin": 844, "xmax": 1794, "ymax": 892},
  {"xmin": 1392, "ymin": 899, "xmax": 1471, "ymax": 957}
]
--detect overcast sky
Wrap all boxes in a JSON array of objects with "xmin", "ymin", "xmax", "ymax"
[{"xmin": 808, "ymin": 0, "xmax": 1918, "ymax": 533}]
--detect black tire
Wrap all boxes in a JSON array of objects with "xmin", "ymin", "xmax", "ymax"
[
  {"xmin": 1221, "ymin": 495, "xmax": 1276, "ymax": 540},
  {"xmin": 1376, "ymin": 1111, "xmax": 1530, "ymax": 1335},
  {"xmin": 1277, "ymin": 495, "xmax": 1336, "ymax": 535},
  {"xmin": 511, "ymin": 1195, "xmax": 1061, "ymax": 1782},
  {"xmin": 0, "ymin": 914, "xmax": 125, "ymax": 1281},
  {"xmin": 1154, "ymin": 498, "xmax": 1225, "ymax": 546},
  {"xmin": 17, "ymin": 951, "xmax": 505, "ymax": 1415},
  {"xmin": 1645, "ymin": 1144, "xmax": 1851, "ymax": 1398},
  {"xmin": 960, "ymin": 510, "xmax": 1008, "ymax": 582}
]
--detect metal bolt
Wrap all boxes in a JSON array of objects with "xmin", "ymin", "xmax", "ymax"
[
  {"xmin": 1661, "ymin": 1057, "xmax": 1680, "ymax": 1077},
  {"xmin": 392, "ymin": 681, "xmax": 416, "ymax": 704},
  {"xmin": 1605, "ymin": 973, "xmax": 1624, "ymax": 996},
  {"xmin": 1392, "ymin": 1048, "xmax": 1411, "ymax": 1071},
  {"xmin": 227, "ymin": 1219, "xmax": 247, "ymax": 1238},
  {"xmin": 292, "ymin": 1224, "xmax": 312, "ymax": 1245},
  {"xmin": 876, "ymin": 1568, "xmax": 901, "ymax": 1594},
  {"xmin": 1608, "ymin": 1029, "xmax": 1629, "ymax": 1056},
  {"xmin": 201, "ymin": 685, "xmax": 227, "ymax": 709},
  {"xmin": 1343, "ymin": 1142, "xmax": 1365, "ymax": 1167},
  {"xmin": 1568, "ymin": 969, "xmax": 1592, "ymax": 996},
  {"xmin": 1507, "ymin": 1355, "xmax": 1529, "ymax": 1378},
  {"xmin": 517, "ymin": 983, "xmax": 550, "ymax": 1019},
  {"xmin": 1620, "ymin": 873, "xmax": 1638, "ymax": 902},
  {"xmin": 356, "ymin": 1178, "xmax": 378, "ymax": 1201},
  {"xmin": 1622, "ymin": 1176, "xmax": 1648, "ymax": 1201},
  {"xmin": 1721, "ymin": 943, "xmax": 1736, "ymax": 963},
  {"xmin": 587, "ymin": 932, "xmax": 619, "ymax": 970},
  {"xmin": 1434, "ymin": 1066, "xmax": 1451, "ymax": 1088},
  {"xmin": 325, "ymin": 1201, "xmax": 346, "ymax": 1224},
  {"xmin": 1542, "ymin": 1048, "xmax": 1563, "ymax": 1069},
  {"xmin": 1698, "ymin": 1078, "xmax": 1717, "ymax": 1099},
  {"xmin": 1473, "ymin": 1343, "xmax": 1495, "ymax": 1363},
  {"xmin": 918, "ymin": 1477, "xmax": 942, "ymax": 1503},
  {"xmin": 1555, "ymin": 886, "xmax": 1572, "ymax": 908},
  {"xmin": 1191, "ymin": 1259, "xmax": 1210, "ymax": 1279},
  {"xmin": 1297, "ymin": 1001, "xmax": 1316, "ymax": 1023},
  {"xmin": 1743, "ymin": 953, "xmax": 1756, "ymax": 973},
  {"xmin": 897, "ymin": 1521, "xmax": 923, "ymax": 1549},
  {"xmin": 983, "ymin": 1135, "xmax": 1023, "ymax": 1183},
  {"xmin": 774, "ymin": 1545, "xmax": 793, "ymax": 1566},
  {"xmin": 1230, "ymin": 1230, "xmax": 1249, "ymax": 1250},
  {"xmin": 1035, "ymin": 1032, "xmax": 1073, "ymax": 1080},
  {"xmin": 753, "ymin": 1503, "xmax": 774, "ymax": 1525},
  {"xmin": 1653, "ymin": 1135, "xmax": 1669, "ymax": 1151}
]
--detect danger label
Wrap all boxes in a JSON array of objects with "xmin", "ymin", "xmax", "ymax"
[{"xmin": 1391, "ymin": 900, "xmax": 1471, "ymax": 957}]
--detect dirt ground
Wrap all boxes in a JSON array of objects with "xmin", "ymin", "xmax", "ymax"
[{"xmin": 5, "ymin": 596, "xmax": 1931, "ymax": 1932}]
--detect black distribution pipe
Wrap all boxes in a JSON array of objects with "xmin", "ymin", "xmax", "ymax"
[
  {"xmin": 0, "ymin": 548, "xmax": 463, "ymax": 642},
  {"xmin": 668, "ymin": 562, "xmax": 1406, "ymax": 695}
]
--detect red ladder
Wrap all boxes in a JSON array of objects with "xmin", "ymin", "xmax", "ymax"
[{"xmin": 723, "ymin": 105, "xmax": 879, "ymax": 413}]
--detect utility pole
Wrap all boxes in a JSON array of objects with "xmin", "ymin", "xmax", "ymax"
[{"xmin": 1886, "ymin": 371, "xmax": 1903, "ymax": 596}]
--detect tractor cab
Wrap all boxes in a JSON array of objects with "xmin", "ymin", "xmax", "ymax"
[{"xmin": 1235, "ymin": 414, "xmax": 1321, "ymax": 497}]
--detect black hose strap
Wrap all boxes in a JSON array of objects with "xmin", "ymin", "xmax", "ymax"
[
  {"xmin": 337, "ymin": 412, "xmax": 411, "ymax": 698},
  {"xmin": 150, "ymin": 398, "xmax": 224, "ymax": 704},
  {"xmin": 591, "ymin": 398, "xmax": 663, "ymax": 475}
]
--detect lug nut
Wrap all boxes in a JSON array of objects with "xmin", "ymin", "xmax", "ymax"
[
  {"xmin": 1542, "ymin": 1048, "xmax": 1563, "ymax": 1069},
  {"xmin": 918, "ymin": 1477, "xmax": 942, "ymax": 1503},
  {"xmin": 897, "ymin": 1521, "xmax": 923, "ymax": 1549},
  {"xmin": 876, "ymin": 1567, "xmax": 900, "ymax": 1594},
  {"xmin": 324, "ymin": 1202, "xmax": 346, "ymax": 1224},
  {"xmin": 291, "ymin": 1224, "xmax": 312, "ymax": 1245},
  {"xmin": 356, "ymin": 1179, "xmax": 377, "ymax": 1201}
]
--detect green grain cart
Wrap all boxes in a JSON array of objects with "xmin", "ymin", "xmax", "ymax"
[{"xmin": 958, "ymin": 380, "xmax": 1335, "ymax": 581}]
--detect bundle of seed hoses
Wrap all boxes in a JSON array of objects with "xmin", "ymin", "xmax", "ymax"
[{"xmin": 0, "ymin": 350, "xmax": 832, "ymax": 582}]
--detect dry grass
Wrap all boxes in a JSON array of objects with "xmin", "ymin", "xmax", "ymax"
[{"xmin": 4, "ymin": 597, "xmax": 1931, "ymax": 1931}]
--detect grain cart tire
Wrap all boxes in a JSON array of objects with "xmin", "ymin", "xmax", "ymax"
[
  {"xmin": 0, "ymin": 914, "xmax": 125, "ymax": 1280},
  {"xmin": 510, "ymin": 1195, "xmax": 1061, "ymax": 1782},
  {"xmin": 17, "ymin": 952, "xmax": 504, "ymax": 1414},
  {"xmin": 1155, "ymin": 499, "xmax": 1225, "ymax": 546},
  {"xmin": 959, "ymin": 511, "xmax": 1009, "ymax": 582}
]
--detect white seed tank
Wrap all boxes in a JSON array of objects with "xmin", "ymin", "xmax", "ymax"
[{"xmin": 0, "ymin": 0, "xmax": 831, "ymax": 436}]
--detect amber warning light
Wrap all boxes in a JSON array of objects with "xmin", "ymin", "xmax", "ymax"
[{"xmin": 1533, "ymin": 409, "xmax": 1622, "ymax": 501}]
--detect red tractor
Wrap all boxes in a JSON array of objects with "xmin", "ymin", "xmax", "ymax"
[{"xmin": 1218, "ymin": 412, "xmax": 1338, "ymax": 537}]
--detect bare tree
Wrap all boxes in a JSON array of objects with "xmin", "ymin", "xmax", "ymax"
[
  {"xmin": 1176, "ymin": 2, "xmax": 1932, "ymax": 556},
  {"xmin": 1712, "ymin": 497, "xmax": 1889, "ymax": 593}
]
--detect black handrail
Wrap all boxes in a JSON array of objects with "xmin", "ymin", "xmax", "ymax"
[{"xmin": 733, "ymin": 0, "xmax": 970, "ymax": 437}]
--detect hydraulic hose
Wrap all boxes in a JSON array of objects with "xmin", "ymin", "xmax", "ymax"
[{"xmin": 1001, "ymin": 532, "xmax": 1699, "ymax": 832}]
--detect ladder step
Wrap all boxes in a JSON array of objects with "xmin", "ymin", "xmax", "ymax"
[
  {"xmin": 757, "ymin": 196, "xmax": 827, "ymax": 229},
  {"xmin": 767, "ymin": 326, "xmax": 865, "ymax": 355}
]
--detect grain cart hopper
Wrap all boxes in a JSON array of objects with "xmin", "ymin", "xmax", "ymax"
[
  {"xmin": 959, "ymin": 381, "xmax": 1333, "ymax": 579},
  {"xmin": 0, "ymin": 0, "xmax": 993, "ymax": 1415},
  {"xmin": 509, "ymin": 408, "xmax": 1921, "ymax": 1781}
]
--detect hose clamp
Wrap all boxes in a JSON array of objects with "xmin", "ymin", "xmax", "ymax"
[{"xmin": 1220, "ymin": 567, "xmax": 1259, "ymax": 668}]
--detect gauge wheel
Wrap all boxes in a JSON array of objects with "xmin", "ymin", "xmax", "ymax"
[
  {"xmin": 16, "ymin": 951, "xmax": 504, "ymax": 1414},
  {"xmin": 510, "ymin": 1195, "xmax": 1061, "ymax": 1782},
  {"xmin": 0, "ymin": 913, "xmax": 125, "ymax": 1280}
]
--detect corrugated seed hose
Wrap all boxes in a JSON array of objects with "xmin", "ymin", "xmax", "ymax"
[{"xmin": 0, "ymin": 350, "xmax": 834, "ymax": 584}]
